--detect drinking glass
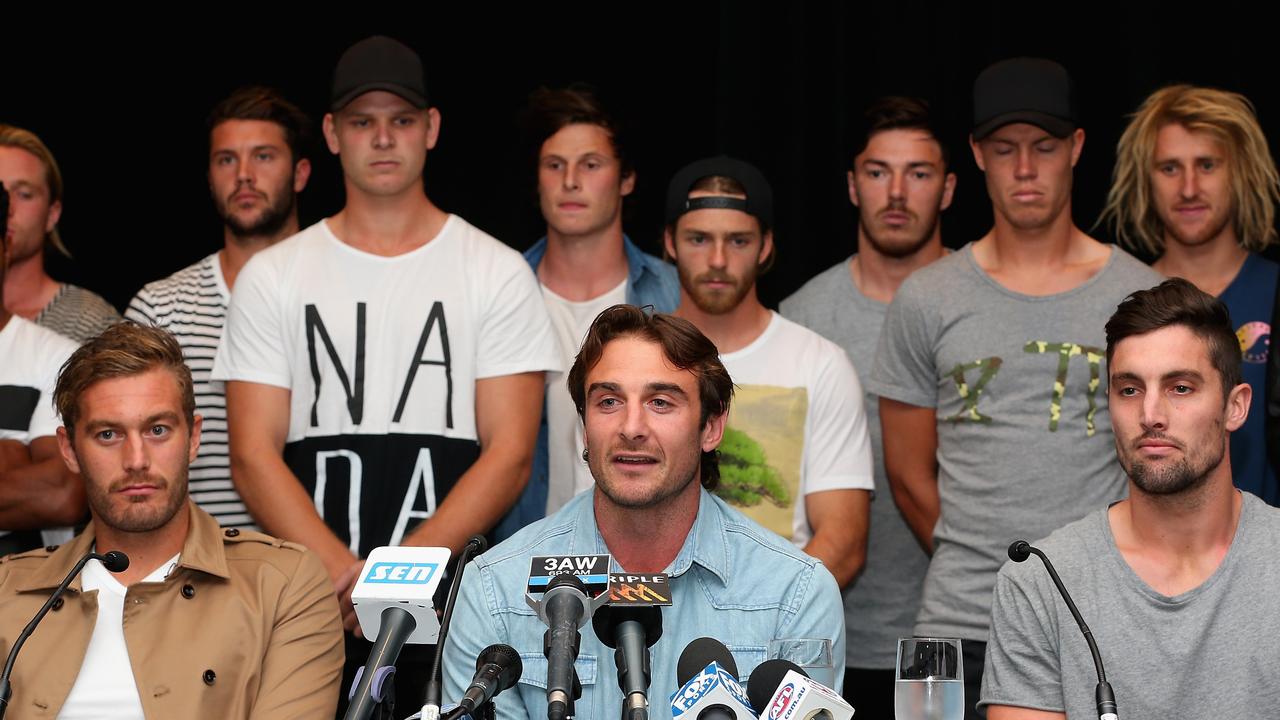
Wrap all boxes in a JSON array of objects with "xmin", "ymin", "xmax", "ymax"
[
  {"xmin": 767, "ymin": 638, "xmax": 835, "ymax": 689},
  {"xmin": 894, "ymin": 637, "xmax": 964, "ymax": 720}
]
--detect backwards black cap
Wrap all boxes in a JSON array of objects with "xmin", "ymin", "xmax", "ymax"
[
  {"xmin": 665, "ymin": 156, "xmax": 773, "ymax": 229},
  {"xmin": 331, "ymin": 35, "xmax": 429, "ymax": 111}
]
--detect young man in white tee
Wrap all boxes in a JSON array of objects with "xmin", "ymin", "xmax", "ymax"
[
  {"xmin": 126, "ymin": 86, "xmax": 312, "ymax": 530},
  {"xmin": 0, "ymin": 220, "xmax": 84, "ymax": 555},
  {"xmin": 212, "ymin": 35, "xmax": 560, "ymax": 714},
  {"xmin": 517, "ymin": 85, "xmax": 680, "ymax": 524},
  {"xmin": 666, "ymin": 155, "xmax": 873, "ymax": 588}
]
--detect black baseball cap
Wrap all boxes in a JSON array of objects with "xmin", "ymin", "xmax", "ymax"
[
  {"xmin": 665, "ymin": 156, "xmax": 774, "ymax": 228},
  {"xmin": 331, "ymin": 36, "xmax": 429, "ymax": 111},
  {"xmin": 972, "ymin": 58, "xmax": 1076, "ymax": 140}
]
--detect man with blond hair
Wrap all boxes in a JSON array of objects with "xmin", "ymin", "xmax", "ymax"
[
  {"xmin": 0, "ymin": 323, "xmax": 343, "ymax": 718},
  {"xmin": 0, "ymin": 124, "xmax": 120, "ymax": 342},
  {"xmin": 1101, "ymin": 84, "xmax": 1280, "ymax": 503}
]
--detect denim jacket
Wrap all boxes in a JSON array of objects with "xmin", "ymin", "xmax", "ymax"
[
  {"xmin": 494, "ymin": 236, "xmax": 681, "ymax": 540},
  {"xmin": 444, "ymin": 489, "xmax": 846, "ymax": 720}
]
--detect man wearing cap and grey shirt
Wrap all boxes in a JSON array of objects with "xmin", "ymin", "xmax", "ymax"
[
  {"xmin": 212, "ymin": 35, "xmax": 561, "ymax": 712},
  {"xmin": 666, "ymin": 156, "xmax": 874, "ymax": 589},
  {"xmin": 865, "ymin": 58, "xmax": 1161, "ymax": 717}
]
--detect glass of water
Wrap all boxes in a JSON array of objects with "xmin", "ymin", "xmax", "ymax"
[
  {"xmin": 768, "ymin": 638, "xmax": 835, "ymax": 689},
  {"xmin": 895, "ymin": 637, "xmax": 963, "ymax": 720}
]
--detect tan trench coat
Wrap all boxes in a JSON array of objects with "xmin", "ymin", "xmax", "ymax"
[{"xmin": 0, "ymin": 503, "xmax": 344, "ymax": 718}]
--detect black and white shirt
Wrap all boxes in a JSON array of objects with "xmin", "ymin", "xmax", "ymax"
[
  {"xmin": 126, "ymin": 253, "xmax": 254, "ymax": 529},
  {"xmin": 212, "ymin": 217, "xmax": 561, "ymax": 555}
]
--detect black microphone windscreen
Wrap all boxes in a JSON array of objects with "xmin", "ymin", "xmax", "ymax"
[
  {"xmin": 677, "ymin": 637, "xmax": 738, "ymax": 686},
  {"xmin": 746, "ymin": 659, "xmax": 807, "ymax": 712},
  {"xmin": 476, "ymin": 643, "xmax": 523, "ymax": 688},
  {"xmin": 101, "ymin": 551, "xmax": 130, "ymax": 573},
  {"xmin": 546, "ymin": 572, "xmax": 588, "ymax": 594},
  {"xmin": 1008, "ymin": 540, "xmax": 1032, "ymax": 563},
  {"xmin": 592, "ymin": 605, "xmax": 663, "ymax": 649}
]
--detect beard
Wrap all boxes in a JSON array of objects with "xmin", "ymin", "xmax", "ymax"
[
  {"xmin": 679, "ymin": 265, "xmax": 761, "ymax": 316},
  {"xmin": 1122, "ymin": 431, "xmax": 1226, "ymax": 496},
  {"xmin": 85, "ymin": 468, "xmax": 189, "ymax": 534},
  {"xmin": 216, "ymin": 182, "xmax": 296, "ymax": 239},
  {"xmin": 860, "ymin": 205, "xmax": 941, "ymax": 260}
]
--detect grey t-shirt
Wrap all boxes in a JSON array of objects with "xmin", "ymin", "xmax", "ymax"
[
  {"xmin": 981, "ymin": 492, "xmax": 1280, "ymax": 718},
  {"xmin": 866, "ymin": 244, "xmax": 1163, "ymax": 641},
  {"xmin": 781, "ymin": 256, "xmax": 929, "ymax": 670}
]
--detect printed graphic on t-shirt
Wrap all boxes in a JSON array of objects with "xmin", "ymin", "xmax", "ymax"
[
  {"xmin": 1239, "ymin": 321, "xmax": 1269, "ymax": 364},
  {"xmin": 0, "ymin": 386, "xmax": 39, "ymax": 432},
  {"xmin": 292, "ymin": 300, "xmax": 469, "ymax": 557},
  {"xmin": 943, "ymin": 338, "xmax": 1104, "ymax": 436},
  {"xmin": 714, "ymin": 384, "xmax": 807, "ymax": 537},
  {"xmin": 285, "ymin": 434, "xmax": 478, "ymax": 556}
]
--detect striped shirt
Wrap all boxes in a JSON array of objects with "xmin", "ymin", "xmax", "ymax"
[
  {"xmin": 35, "ymin": 284, "xmax": 122, "ymax": 343},
  {"xmin": 125, "ymin": 253, "xmax": 256, "ymax": 529}
]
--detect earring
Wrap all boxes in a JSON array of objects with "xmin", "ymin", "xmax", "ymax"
[{"xmin": 582, "ymin": 448, "xmax": 590, "ymax": 463}]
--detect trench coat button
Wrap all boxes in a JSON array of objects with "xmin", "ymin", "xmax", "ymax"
[
  {"xmin": 224, "ymin": 528, "xmax": 240, "ymax": 537},
  {"xmin": 181, "ymin": 584, "xmax": 196, "ymax": 599},
  {"xmin": 203, "ymin": 669, "xmax": 216, "ymax": 685},
  {"xmin": 51, "ymin": 597, "xmax": 64, "ymax": 611},
  {"xmin": 44, "ymin": 545, "xmax": 59, "ymax": 552}
]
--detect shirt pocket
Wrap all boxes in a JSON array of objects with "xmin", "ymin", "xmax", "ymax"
[
  {"xmin": 727, "ymin": 645, "xmax": 768, "ymax": 685},
  {"xmin": 516, "ymin": 652, "xmax": 599, "ymax": 714}
]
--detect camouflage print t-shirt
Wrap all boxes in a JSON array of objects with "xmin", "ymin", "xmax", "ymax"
[{"xmin": 867, "ymin": 243, "xmax": 1163, "ymax": 642}]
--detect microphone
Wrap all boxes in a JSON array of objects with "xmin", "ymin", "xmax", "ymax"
[
  {"xmin": 669, "ymin": 638, "xmax": 755, "ymax": 720},
  {"xmin": 422, "ymin": 536, "xmax": 488, "ymax": 720},
  {"xmin": 344, "ymin": 546, "xmax": 452, "ymax": 720},
  {"xmin": 537, "ymin": 573, "xmax": 593, "ymax": 720},
  {"xmin": 454, "ymin": 644, "xmax": 521, "ymax": 716},
  {"xmin": 677, "ymin": 637, "xmax": 738, "ymax": 685},
  {"xmin": 593, "ymin": 605, "xmax": 664, "ymax": 720},
  {"xmin": 0, "ymin": 550, "xmax": 130, "ymax": 719},
  {"xmin": 746, "ymin": 661, "xmax": 853, "ymax": 720},
  {"xmin": 746, "ymin": 660, "xmax": 805, "ymax": 714},
  {"xmin": 1008, "ymin": 540, "xmax": 1118, "ymax": 720}
]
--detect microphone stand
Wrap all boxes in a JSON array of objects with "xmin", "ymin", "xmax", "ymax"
[
  {"xmin": 1, "ymin": 551, "xmax": 128, "ymax": 719},
  {"xmin": 1009, "ymin": 540, "xmax": 1118, "ymax": 720},
  {"xmin": 421, "ymin": 536, "xmax": 488, "ymax": 720}
]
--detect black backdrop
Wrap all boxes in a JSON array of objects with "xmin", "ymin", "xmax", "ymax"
[{"xmin": 8, "ymin": 3, "xmax": 1277, "ymax": 311}]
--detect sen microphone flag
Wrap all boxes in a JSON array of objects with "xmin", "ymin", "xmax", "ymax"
[{"xmin": 351, "ymin": 545, "xmax": 450, "ymax": 644}]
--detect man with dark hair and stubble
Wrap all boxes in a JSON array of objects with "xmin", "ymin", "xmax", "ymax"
[
  {"xmin": 982, "ymin": 278, "xmax": 1280, "ymax": 719},
  {"xmin": 442, "ymin": 305, "xmax": 844, "ymax": 720},
  {"xmin": 126, "ymin": 86, "xmax": 313, "ymax": 530},
  {"xmin": 0, "ymin": 323, "xmax": 343, "ymax": 718},
  {"xmin": 212, "ymin": 36, "xmax": 561, "ymax": 713},
  {"xmin": 516, "ymin": 84, "xmax": 679, "ymax": 528},
  {"xmin": 666, "ymin": 156, "xmax": 874, "ymax": 593},
  {"xmin": 1101, "ymin": 84, "xmax": 1280, "ymax": 504},
  {"xmin": 867, "ymin": 59, "xmax": 1163, "ymax": 717},
  {"xmin": 782, "ymin": 96, "xmax": 954, "ymax": 717},
  {"xmin": 0, "ymin": 124, "xmax": 121, "ymax": 342}
]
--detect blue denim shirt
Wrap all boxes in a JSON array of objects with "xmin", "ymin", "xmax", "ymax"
[
  {"xmin": 444, "ymin": 488, "xmax": 846, "ymax": 720},
  {"xmin": 494, "ymin": 236, "xmax": 681, "ymax": 541}
]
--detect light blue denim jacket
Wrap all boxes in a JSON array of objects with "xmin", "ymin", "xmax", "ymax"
[
  {"xmin": 494, "ymin": 236, "xmax": 681, "ymax": 541},
  {"xmin": 444, "ymin": 488, "xmax": 846, "ymax": 720}
]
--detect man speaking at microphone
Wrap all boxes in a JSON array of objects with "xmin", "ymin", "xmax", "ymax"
[
  {"xmin": 0, "ymin": 324, "xmax": 344, "ymax": 719},
  {"xmin": 443, "ymin": 305, "xmax": 844, "ymax": 719},
  {"xmin": 981, "ymin": 279, "xmax": 1280, "ymax": 719}
]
